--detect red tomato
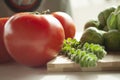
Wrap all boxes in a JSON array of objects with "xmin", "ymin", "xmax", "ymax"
[
  {"xmin": 52, "ymin": 12, "xmax": 76, "ymax": 39},
  {"xmin": 4, "ymin": 12, "xmax": 65, "ymax": 67},
  {"xmin": 0, "ymin": 17, "xmax": 12, "ymax": 63}
]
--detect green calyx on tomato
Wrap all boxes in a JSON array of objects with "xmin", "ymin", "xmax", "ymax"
[{"xmin": 29, "ymin": 9, "xmax": 50, "ymax": 15}]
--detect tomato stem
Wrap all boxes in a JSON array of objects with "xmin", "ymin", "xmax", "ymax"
[
  {"xmin": 41, "ymin": 9, "xmax": 50, "ymax": 14},
  {"xmin": 30, "ymin": 9, "xmax": 50, "ymax": 15}
]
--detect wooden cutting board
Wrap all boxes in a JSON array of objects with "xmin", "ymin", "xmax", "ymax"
[
  {"xmin": 47, "ymin": 52, "xmax": 120, "ymax": 72},
  {"xmin": 47, "ymin": 33, "xmax": 120, "ymax": 72}
]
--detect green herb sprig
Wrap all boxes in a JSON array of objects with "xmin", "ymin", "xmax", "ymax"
[{"xmin": 60, "ymin": 38, "xmax": 107, "ymax": 67}]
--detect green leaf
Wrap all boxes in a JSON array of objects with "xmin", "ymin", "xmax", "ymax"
[{"xmin": 60, "ymin": 38, "xmax": 107, "ymax": 67}]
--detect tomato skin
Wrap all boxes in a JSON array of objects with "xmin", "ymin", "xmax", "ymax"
[
  {"xmin": 52, "ymin": 12, "xmax": 76, "ymax": 39},
  {"xmin": 4, "ymin": 13, "xmax": 65, "ymax": 67},
  {"xmin": 0, "ymin": 17, "xmax": 12, "ymax": 63}
]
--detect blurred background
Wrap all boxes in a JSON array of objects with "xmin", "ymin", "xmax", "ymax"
[
  {"xmin": 0, "ymin": 0, "xmax": 71, "ymax": 16},
  {"xmin": 70, "ymin": 0, "xmax": 120, "ymax": 32},
  {"xmin": 0, "ymin": 0, "xmax": 120, "ymax": 32}
]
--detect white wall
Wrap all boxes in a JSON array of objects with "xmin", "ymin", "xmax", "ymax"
[{"xmin": 70, "ymin": 0, "xmax": 120, "ymax": 32}]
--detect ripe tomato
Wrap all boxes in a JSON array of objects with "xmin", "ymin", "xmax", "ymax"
[
  {"xmin": 52, "ymin": 12, "xmax": 76, "ymax": 39},
  {"xmin": 0, "ymin": 17, "xmax": 12, "ymax": 63},
  {"xmin": 4, "ymin": 12, "xmax": 65, "ymax": 67}
]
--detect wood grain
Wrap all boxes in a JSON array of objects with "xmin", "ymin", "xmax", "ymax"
[{"xmin": 47, "ymin": 53, "xmax": 120, "ymax": 72}]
